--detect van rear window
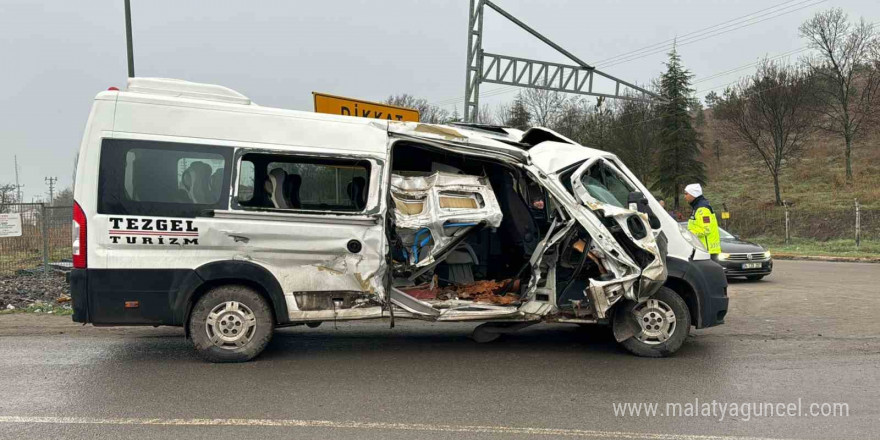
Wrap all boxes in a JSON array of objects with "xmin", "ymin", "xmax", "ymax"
[{"xmin": 98, "ymin": 139, "xmax": 232, "ymax": 217}]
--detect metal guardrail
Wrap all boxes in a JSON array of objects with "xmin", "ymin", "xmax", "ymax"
[{"xmin": 0, "ymin": 203, "xmax": 72, "ymax": 276}]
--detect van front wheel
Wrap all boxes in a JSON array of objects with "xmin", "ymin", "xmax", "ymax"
[
  {"xmin": 189, "ymin": 285, "xmax": 274, "ymax": 363},
  {"xmin": 614, "ymin": 287, "xmax": 690, "ymax": 357}
]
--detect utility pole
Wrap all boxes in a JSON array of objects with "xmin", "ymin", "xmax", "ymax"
[
  {"xmin": 125, "ymin": 0, "xmax": 135, "ymax": 77},
  {"xmin": 45, "ymin": 177, "xmax": 57, "ymax": 206},
  {"xmin": 13, "ymin": 155, "xmax": 23, "ymax": 204}
]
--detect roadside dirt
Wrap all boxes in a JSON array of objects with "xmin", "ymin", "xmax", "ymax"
[{"xmin": 0, "ymin": 272, "xmax": 70, "ymax": 310}]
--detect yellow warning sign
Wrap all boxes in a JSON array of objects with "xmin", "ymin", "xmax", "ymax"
[
  {"xmin": 313, "ymin": 92, "xmax": 420, "ymax": 122},
  {"xmin": 721, "ymin": 212, "xmax": 730, "ymax": 219}
]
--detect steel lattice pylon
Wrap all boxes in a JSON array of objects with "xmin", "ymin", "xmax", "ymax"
[{"xmin": 464, "ymin": 0, "xmax": 663, "ymax": 123}]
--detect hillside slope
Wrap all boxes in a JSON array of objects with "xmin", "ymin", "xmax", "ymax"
[{"xmin": 698, "ymin": 112, "xmax": 880, "ymax": 211}]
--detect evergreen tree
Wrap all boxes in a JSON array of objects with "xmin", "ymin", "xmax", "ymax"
[
  {"xmin": 704, "ymin": 91, "xmax": 720, "ymax": 108},
  {"xmin": 652, "ymin": 46, "xmax": 705, "ymax": 210},
  {"xmin": 504, "ymin": 93, "xmax": 531, "ymax": 130},
  {"xmin": 694, "ymin": 100, "xmax": 706, "ymax": 127}
]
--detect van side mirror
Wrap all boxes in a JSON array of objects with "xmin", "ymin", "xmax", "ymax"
[
  {"xmin": 627, "ymin": 191, "xmax": 661, "ymax": 230},
  {"xmin": 627, "ymin": 191, "xmax": 647, "ymax": 207}
]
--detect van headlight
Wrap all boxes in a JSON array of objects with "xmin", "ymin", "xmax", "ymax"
[
  {"xmin": 763, "ymin": 251, "xmax": 771, "ymax": 260},
  {"xmin": 717, "ymin": 252, "xmax": 730, "ymax": 261},
  {"xmin": 678, "ymin": 223, "xmax": 707, "ymax": 252}
]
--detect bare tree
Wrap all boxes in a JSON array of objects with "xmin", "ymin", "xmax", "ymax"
[
  {"xmin": 385, "ymin": 94, "xmax": 451, "ymax": 123},
  {"xmin": 715, "ymin": 60, "xmax": 815, "ymax": 206},
  {"xmin": 521, "ymin": 81, "xmax": 566, "ymax": 127},
  {"xmin": 0, "ymin": 183, "xmax": 16, "ymax": 213},
  {"xmin": 800, "ymin": 9, "xmax": 880, "ymax": 182},
  {"xmin": 475, "ymin": 104, "xmax": 496, "ymax": 125},
  {"xmin": 551, "ymin": 98, "xmax": 588, "ymax": 141},
  {"xmin": 609, "ymin": 98, "xmax": 659, "ymax": 183},
  {"xmin": 53, "ymin": 187, "xmax": 74, "ymax": 206}
]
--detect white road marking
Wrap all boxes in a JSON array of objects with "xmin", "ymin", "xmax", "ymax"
[{"xmin": 0, "ymin": 415, "xmax": 806, "ymax": 440}]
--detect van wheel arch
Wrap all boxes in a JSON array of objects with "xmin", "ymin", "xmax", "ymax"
[
  {"xmin": 178, "ymin": 260, "xmax": 289, "ymax": 336},
  {"xmin": 663, "ymin": 276, "xmax": 700, "ymax": 328}
]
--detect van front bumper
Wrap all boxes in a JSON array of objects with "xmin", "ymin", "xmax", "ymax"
[{"xmin": 690, "ymin": 258, "xmax": 729, "ymax": 328}]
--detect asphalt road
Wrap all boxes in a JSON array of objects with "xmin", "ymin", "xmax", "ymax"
[{"xmin": 0, "ymin": 260, "xmax": 878, "ymax": 440}]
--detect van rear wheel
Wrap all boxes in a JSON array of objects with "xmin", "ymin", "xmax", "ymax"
[
  {"xmin": 614, "ymin": 287, "xmax": 690, "ymax": 358},
  {"xmin": 189, "ymin": 285, "xmax": 274, "ymax": 363}
]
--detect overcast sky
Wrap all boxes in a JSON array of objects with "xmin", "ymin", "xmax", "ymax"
[{"xmin": 2, "ymin": 0, "xmax": 878, "ymax": 201}]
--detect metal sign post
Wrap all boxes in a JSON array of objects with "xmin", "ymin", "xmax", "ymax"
[{"xmin": 125, "ymin": 0, "xmax": 135, "ymax": 77}]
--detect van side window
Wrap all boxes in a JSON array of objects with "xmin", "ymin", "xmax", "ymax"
[
  {"xmin": 236, "ymin": 153, "xmax": 370, "ymax": 212},
  {"xmin": 98, "ymin": 139, "xmax": 232, "ymax": 217}
]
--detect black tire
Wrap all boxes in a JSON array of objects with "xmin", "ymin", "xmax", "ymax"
[
  {"xmin": 746, "ymin": 275, "xmax": 765, "ymax": 281},
  {"xmin": 614, "ymin": 287, "xmax": 690, "ymax": 358},
  {"xmin": 189, "ymin": 285, "xmax": 274, "ymax": 363}
]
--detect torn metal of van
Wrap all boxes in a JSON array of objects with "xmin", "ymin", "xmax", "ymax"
[
  {"xmin": 518, "ymin": 162, "xmax": 665, "ymax": 311},
  {"xmin": 567, "ymin": 160, "xmax": 666, "ymax": 296},
  {"xmin": 391, "ymin": 172, "xmax": 503, "ymax": 267}
]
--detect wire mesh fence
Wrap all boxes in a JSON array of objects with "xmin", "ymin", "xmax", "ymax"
[
  {"xmin": 0, "ymin": 203, "xmax": 72, "ymax": 276},
  {"xmin": 679, "ymin": 201, "xmax": 879, "ymax": 249}
]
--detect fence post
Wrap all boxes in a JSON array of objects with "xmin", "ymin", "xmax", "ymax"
[
  {"xmin": 40, "ymin": 203, "xmax": 49, "ymax": 274},
  {"xmin": 855, "ymin": 198, "xmax": 861, "ymax": 248},
  {"xmin": 783, "ymin": 201, "xmax": 790, "ymax": 244}
]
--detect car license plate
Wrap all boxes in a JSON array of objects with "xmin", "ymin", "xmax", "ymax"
[{"xmin": 742, "ymin": 262, "xmax": 762, "ymax": 269}]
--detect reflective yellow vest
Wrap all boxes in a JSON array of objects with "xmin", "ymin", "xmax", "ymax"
[{"xmin": 688, "ymin": 206, "xmax": 721, "ymax": 254}]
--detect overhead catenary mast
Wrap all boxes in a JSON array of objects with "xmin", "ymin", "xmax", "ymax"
[{"xmin": 463, "ymin": 0, "xmax": 663, "ymax": 122}]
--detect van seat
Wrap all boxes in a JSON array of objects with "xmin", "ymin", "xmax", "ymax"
[
  {"xmin": 285, "ymin": 173, "xmax": 302, "ymax": 208},
  {"xmin": 182, "ymin": 161, "xmax": 214, "ymax": 204},
  {"xmin": 210, "ymin": 169, "xmax": 223, "ymax": 201},
  {"xmin": 347, "ymin": 177, "xmax": 367, "ymax": 210},
  {"xmin": 265, "ymin": 168, "xmax": 290, "ymax": 209}
]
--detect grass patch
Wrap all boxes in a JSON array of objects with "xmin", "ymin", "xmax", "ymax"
[
  {"xmin": 756, "ymin": 237, "xmax": 880, "ymax": 258},
  {"xmin": 0, "ymin": 302, "xmax": 73, "ymax": 315}
]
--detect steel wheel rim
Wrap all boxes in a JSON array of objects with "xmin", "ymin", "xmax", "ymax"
[
  {"xmin": 632, "ymin": 298, "xmax": 677, "ymax": 345},
  {"xmin": 205, "ymin": 301, "xmax": 257, "ymax": 350}
]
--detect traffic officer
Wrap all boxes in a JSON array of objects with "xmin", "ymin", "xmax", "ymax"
[{"xmin": 684, "ymin": 183, "xmax": 721, "ymax": 257}]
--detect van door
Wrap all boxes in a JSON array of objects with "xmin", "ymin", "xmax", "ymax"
[{"xmin": 210, "ymin": 149, "xmax": 389, "ymax": 320}]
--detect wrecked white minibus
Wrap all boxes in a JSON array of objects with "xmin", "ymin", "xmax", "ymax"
[{"xmin": 70, "ymin": 78, "xmax": 728, "ymax": 362}]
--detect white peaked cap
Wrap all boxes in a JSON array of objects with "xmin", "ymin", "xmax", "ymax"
[{"xmin": 685, "ymin": 183, "xmax": 703, "ymax": 197}]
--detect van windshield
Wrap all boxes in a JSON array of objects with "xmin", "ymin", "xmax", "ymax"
[{"xmin": 581, "ymin": 161, "xmax": 633, "ymax": 208}]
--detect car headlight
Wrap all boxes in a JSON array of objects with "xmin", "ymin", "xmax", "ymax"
[
  {"xmin": 678, "ymin": 223, "xmax": 707, "ymax": 252},
  {"xmin": 763, "ymin": 251, "xmax": 771, "ymax": 260},
  {"xmin": 717, "ymin": 252, "xmax": 730, "ymax": 261}
]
